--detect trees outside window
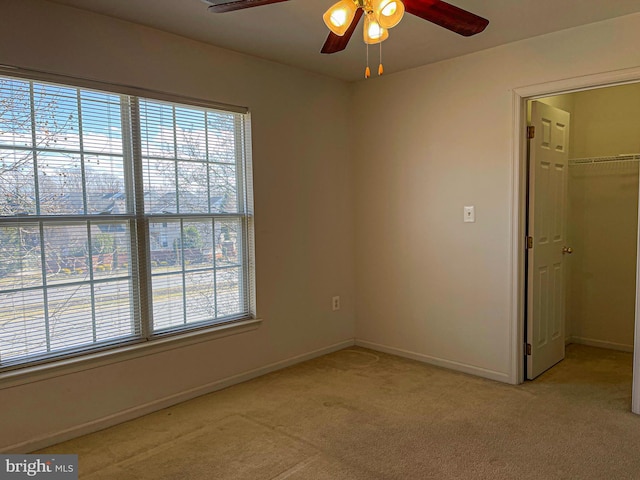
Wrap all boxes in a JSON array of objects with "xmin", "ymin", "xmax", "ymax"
[{"xmin": 0, "ymin": 74, "xmax": 254, "ymax": 370}]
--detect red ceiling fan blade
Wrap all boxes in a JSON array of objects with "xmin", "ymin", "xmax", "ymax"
[
  {"xmin": 321, "ymin": 8, "xmax": 364, "ymax": 54},
  {"xmin": 403, "ymin": 0, "xmax": 488, "ymax": 37},
  {"xmin": 205, "ymin": 0, "xmax": 289, "ymax": 13}
]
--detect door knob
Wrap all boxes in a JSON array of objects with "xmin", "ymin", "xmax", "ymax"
[{"xmin": 562, "ymin": 246, "xmax": 573, "ymax": 255}]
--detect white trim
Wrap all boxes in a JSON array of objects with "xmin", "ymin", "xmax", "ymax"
[
  {"xmin": 512, "ymin": 66, "xmax": 640, "ymax": 100},
  {"xmin": 2, "ymin": 339, "xmax": 355, "ymax": 453},
  {"xmin": 634, "ymin": 160, "xmax": 640, "ymax": 415},
  {"xmin": 355, "ymin": 339, "xmax": 511, "ymax": 383},
  {"xmin": 510, "ymin": 67, "xmax": 640, "ymax": 414},
  {"xmin": 509, "ymin": 88, "xmax": 528, "ymax": 385},
  {"xmin": 570, "ymin": 337, "xmax": 634, "ymax": 353},
  {"xmin": 0, "ymin": 319, "xmax": 262, "ymax": 390}
]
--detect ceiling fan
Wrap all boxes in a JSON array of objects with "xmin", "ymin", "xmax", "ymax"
[{"xmin": 203, "ymin": 0, "xmax": 488, "ymax": 53}]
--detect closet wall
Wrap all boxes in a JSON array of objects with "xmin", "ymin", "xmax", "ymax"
[{"xmin": 541, "ymin": 83, "xmax": 640, "ymax": 352}]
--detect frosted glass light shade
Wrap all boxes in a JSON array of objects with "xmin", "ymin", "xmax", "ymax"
[
  {"xmin": 323, "ymin": 0, "xmax": 357, "ymax": 36},
  {"xmin": 373, "ymin": 0, "xmax": 404, "ymax": 29},
  {"xmin": 363, "ymin": 13, "xmax": 389, "ymax": 44}
]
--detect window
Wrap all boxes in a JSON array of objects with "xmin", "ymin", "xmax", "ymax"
[{"xmin": 0, "ymin": 73, "xmax": 255, "ymax": 371}]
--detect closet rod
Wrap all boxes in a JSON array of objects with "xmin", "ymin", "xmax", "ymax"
[{"xmin": 569, "ymin": 154, "xmax": 640, "ymax": 165}]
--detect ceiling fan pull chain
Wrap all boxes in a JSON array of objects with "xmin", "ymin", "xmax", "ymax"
[
  {"xmin": 365, "ymin": 43, "xmax": 371, "ymax": 78},
  {"xmin": 378, "ymin": 42, "xmax": 384, "ymax": 75}
]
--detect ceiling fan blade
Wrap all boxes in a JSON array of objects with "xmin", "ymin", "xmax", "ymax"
[
  {"xmin": 403, "ymin": 0, "xmax": 488, "ymax": 37},
  {"xmin": 205, "ymin": 0, "xmax": 289, "ymax": 13},
  {"xmin": 321, "ymin": 8, "xmax": 364, "ymax": 54}
]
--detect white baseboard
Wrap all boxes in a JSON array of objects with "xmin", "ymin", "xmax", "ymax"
[
  {"xmin": 355, "ymin": 339, "xmax": 512, "ymax": 384},
  {"xmin": 569, "ymin": 336, "xmax": 634, "ymax": 353},
  {"xmin": 5, "ymin": 339, "xmax": 355, "ymax": 453}
]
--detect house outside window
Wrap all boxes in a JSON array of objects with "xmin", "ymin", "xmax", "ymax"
[{"xmin": 0, "ymin": 72, "xmax": 255, "ymax": 371}]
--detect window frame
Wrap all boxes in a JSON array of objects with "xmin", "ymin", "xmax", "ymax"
[{"xmin": 0, "ymin": 66, "xmax": 258, "ymax": 375}]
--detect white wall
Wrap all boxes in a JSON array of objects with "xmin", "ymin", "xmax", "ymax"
[
  {"xmin": 566, "ymin": 84, "xmax": 640, "ymax": 351},
  {"xmin": 0, "ymin": 0, "xmax": 355, "ymax": 451},
  {"xmin": 352, "ymin": 13, "xmax": 640, "ymax": 382},
  {"xmin": 571, "ymin": 85, "xmax": 640, "ymax": 159}
]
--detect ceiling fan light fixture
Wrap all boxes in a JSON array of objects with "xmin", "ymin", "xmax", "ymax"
[
  {"xmin": 372, "ymin": 0, "xmax": 404, "ymax": 29},
  {"xmin": 323, "ymin": 0, "xmax": 358, "ymax": 36},
  {"xmin": 363, "ymin": 12, "xmax": 389, "ymax": 44}
]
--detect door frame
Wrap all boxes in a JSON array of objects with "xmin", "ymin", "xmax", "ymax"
[{"xmin": 510, "ymin": 66, "xmax": 640, "ymax": 414}]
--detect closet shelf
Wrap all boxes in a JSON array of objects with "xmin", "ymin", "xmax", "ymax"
[{"xmin": 569, "ymin": 154, "xmax": 640, "ymax": 165}]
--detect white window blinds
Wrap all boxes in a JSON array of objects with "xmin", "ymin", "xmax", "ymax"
[{"xmin": 0, "ymin": 74, "xmax": 254, "ymax": 370}]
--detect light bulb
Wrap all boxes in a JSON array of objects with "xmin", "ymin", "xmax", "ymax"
[
  {"xmin": 330, "ymin": 9, "xmax": 348, "ymax": 27},
  {"xmin": 368, "ymin": 22, "xmax": 383, "ymax": 40},
  {"xmin": 363, "ymin": 13, "xmax": 389, "ymax": 44},
  {"xmin": 323, "ymin": 0, "xmax": 357, "ymax": 36},
  {"xmin": 372, "ymin": 0, "xmax": 404, "ymax": 29},
  {"xmin": 382, "ymin": 2, "xmax": 396, "ymax": 16}
]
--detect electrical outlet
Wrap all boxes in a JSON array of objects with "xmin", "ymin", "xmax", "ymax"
[{"xmin": 332, "ymin": 296, "xmax": 340, "ymax": 311}]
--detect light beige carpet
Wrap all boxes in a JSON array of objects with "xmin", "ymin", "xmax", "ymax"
[{"xmin": 37, "ymin": 344, "xmax": 640, "ymax": 479}]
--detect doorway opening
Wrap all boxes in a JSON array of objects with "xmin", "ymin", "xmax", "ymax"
[{"xmin": 511, "ymin": 68, "xmax": 640, "ymax": 414}]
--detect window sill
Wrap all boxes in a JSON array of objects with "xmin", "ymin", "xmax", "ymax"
[{"xmin": 0, "ymin": 318, "xmax": 262, "ymax": 390}]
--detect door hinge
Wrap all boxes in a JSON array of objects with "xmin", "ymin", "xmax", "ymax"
[
  {"xmin": 527, "ymin": 125, "xmax": 535, "ymax": 139},
  {"xmin": 526, "ymin": 343, "xmax": 532, "ymax": 356},
  {"xmin": 526, "ymin": 236, "xmax": 533, "ymax": 249}
]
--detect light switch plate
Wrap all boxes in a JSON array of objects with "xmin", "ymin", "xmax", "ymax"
[{"xmin": 464, "ymin": 206, "xmax": 475, "ymax": 223}]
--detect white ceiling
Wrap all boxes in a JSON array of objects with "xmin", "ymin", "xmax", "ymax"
[{"xmin": 48, "ymin": 0, "xmax": 640, "ymax": 82}]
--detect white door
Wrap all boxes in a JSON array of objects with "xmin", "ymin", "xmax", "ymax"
[{"xmin": 527, "ymin": 101, "xmax": 571, "ymax": 380}]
